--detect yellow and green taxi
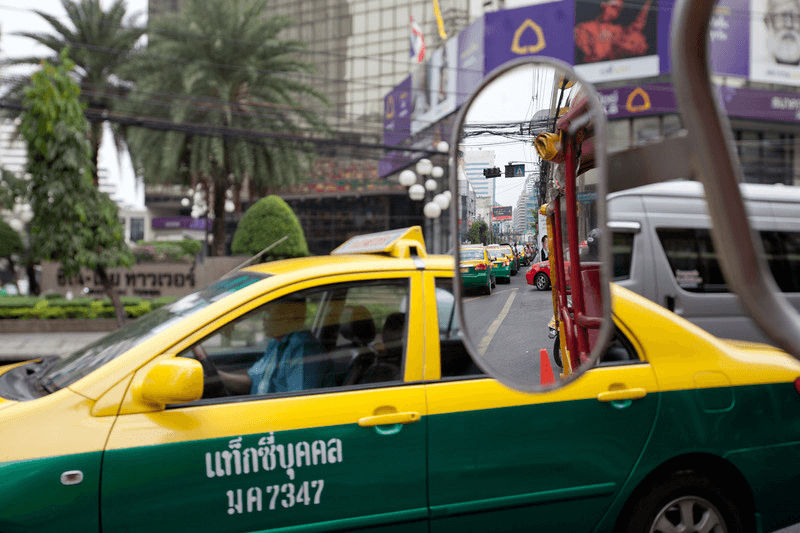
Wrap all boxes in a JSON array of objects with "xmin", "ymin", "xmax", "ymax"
[
  {"xmin": 485, "ymin": 244, "xmax": 512, "ymax": 284},
  {"xmin": 498, "ymin": 243, "xmax": 519, "ymax": 275},
  {"xmin": 1, "ymin": 227, "xmax": 800, "ymax": 532},
  {"xmin": 458, "ymin": 245, "xmax": 495, "ymax": 295}
]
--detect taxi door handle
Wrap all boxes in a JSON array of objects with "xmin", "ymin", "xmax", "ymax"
[
  {"xmin": 597, "ymin": 388, "xmax": 647, "ymax": 402},
  {"xmin": 358, "ymin": 412, "xmax": 421, "ymax": 427}
]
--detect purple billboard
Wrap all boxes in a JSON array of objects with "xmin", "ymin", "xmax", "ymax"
[
  {"xmin": 383, "ymin": 76, "xmax": 412, "ymax": 146},
  {"xmin": 484, "ymin": 1, "xmax": 575, "ymax": 73}
]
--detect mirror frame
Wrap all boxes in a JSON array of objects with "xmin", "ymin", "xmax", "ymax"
[
  {"xmin": 448, "ymin": 56, "xmax": 613, "ymax": 392},
  {"xmin": 671, "ymin": 0, "xmax": 800, "ymax": 358}
]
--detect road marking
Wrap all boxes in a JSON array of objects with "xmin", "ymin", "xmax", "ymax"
[{"xmin": 478, "ymin": 288, "xmax": 518, "ymax": 356}]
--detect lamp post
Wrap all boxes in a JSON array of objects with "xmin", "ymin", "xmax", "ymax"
[{"xmin": 398, "ymin": 149, "xmax": 452, "ymax": 253}]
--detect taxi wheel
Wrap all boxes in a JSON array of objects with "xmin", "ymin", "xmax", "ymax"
[
  {"xmin": 619, "ymin": 470, "xmax": 750, "ymax": 533},
  {"xmin": 534, "ymin": 273, "xmax": 551, "ymax": 291},
  {"xmin": 491, "ymin": 278, "xmax": 496, "ymax": 289},
  {"xmin": 483, "ymin": 279, "xmax": 492, "ymax": 295}
]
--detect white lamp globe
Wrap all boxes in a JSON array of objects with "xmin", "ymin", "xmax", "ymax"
[
  {"xmin": 8, "ymin": 219, "xmax": 23, "ymax": 232},
  {"xmin": 408, "ymin": 183, "xmax": 426, "ymax": 201},
  {"xmin": 181, "ymin": 197, "xmax": 191, "ymax": 207},
  {"xmin": 437, "ymin": 141, "xmax": 449, "ymax": 153},
  {"xmin": 224, "ymin": 200, "xmax": 235, "ymax": 213},
  {"xmin": 416, "ymin": 158, "xmax": 433, "ymax": 176},
  {"xmin": 443, "ymin": 190, "xmax": 452, "ymax": 200},
  {"xmin": 425, "ymin": 178, "xmax": 438, "ymax": 192},
  {"xmin": 424, "ymin": 201, "xmax": 442, "ymax": 219},
  {"xmin": 399, "ymin": 169, "xmax": 417, "ymax": 187},
  {"xmin": 431, "ymin": 166, "xmax": 444, "ymax": 179},
  {"xmin": 434, "ymin": 193, "xmax": 450, "ymax": 210}
]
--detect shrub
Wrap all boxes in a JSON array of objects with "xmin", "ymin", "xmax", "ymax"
[
  {"xmin": 133, "ymin": 239, "xmax": 201, "ymax": 263},
  {"xmin": 0, "ymin": 219, "xmax": 23, "ymax": 259},
  {"xmin": 231, "ymin": 196, "xmax": 309, "ymax": 259}
]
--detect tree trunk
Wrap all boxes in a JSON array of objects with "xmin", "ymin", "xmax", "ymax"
[
  {"xmin": 212, "ymin": 181, "xmax": 227, "ymax": 256},
  {"xmin": 6, "ymin": 257, "xmax": 20, "ymax": 294},
  {"xmin": 25, "ymin": 261, "xmax": 40, "ymax": 296},
  {"xmin": 89, "ymin": 121, "xmax": 103, "ymax": 187},
  {"xmin": 96, "ymin": 266, "xmax": 126, "ymax": 327}
]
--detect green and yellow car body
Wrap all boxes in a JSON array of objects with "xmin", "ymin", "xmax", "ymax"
[
  {"xmin": 0, "ymin": 228, "xmax": 799, "ymax": 532},
  {"xmin": 458, "ymin": 245, "xmax": 494, "ymax": 293},
  {"xmin": 485, "ymin": 245, "xmax": 511, "ymax": 283}
]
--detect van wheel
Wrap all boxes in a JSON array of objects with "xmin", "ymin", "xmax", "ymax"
[
  {"xmin": 618, "ymin": 471, "xmax": 749, "ymax": 533},
  {"xmin": 534, "ymin": 273, "xmax": 550, "ymax": 291}
]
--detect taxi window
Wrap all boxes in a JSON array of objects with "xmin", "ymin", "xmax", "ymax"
[
  {"xmin": 486, "ymin": 248, "xmax": 505, "ymax": 260},
  {"xmin": 179, "ymin": 279, "xmax": 410, "ymax": 401},
  {"xmin": 461, "ymin": 248, "xmax": 484, "ymax": 260},
  {"xmin": 435, "ymin": 278, "xmax": 484, "ymax": 379}
]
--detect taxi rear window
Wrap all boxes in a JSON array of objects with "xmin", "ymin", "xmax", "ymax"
[{"xmin": 461, "ymin": 249, "xmax": 484, "ymax": 260}]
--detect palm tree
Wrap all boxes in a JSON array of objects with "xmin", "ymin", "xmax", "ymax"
[
  {"xmin": 123, "ymin": 0, "xmax": 328, "ymax": 256},
  {"xmin": 4, "ymin": 0, "xmax": 144, "ymax": 186}
]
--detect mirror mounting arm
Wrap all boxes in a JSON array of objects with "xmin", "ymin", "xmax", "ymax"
[{"xmin": 672, "ymin": 0, "xmax": 800, "ymax": 357}]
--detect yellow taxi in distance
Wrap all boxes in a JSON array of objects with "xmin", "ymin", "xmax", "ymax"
[
  {"xmin": 1, "ymin": 227, "xmax": 800, "ymax": 533},
  {"xmin": 458, "ymin": 245, "xmax": 495, "ymax": 295}
]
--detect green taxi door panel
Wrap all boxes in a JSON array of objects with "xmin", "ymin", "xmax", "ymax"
[
  {"xmin": 100, "ymin": 387, "xmax": 428, "ymax": 532},
  {"xmin": 100, "ymin": 274, "xmax": 430, "ymax": 532},
  {"xmin": 425, "ymin": 364, "xmax": 659, "ymax": 531}
]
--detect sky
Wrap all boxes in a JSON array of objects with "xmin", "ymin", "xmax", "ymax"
[{"xmin": 0, "ymin": 0, "xmax": 148, "ymax": 75}]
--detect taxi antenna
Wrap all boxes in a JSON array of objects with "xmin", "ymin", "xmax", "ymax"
[{"xmin": 222, "ymin": 235, "xmax": 289, "ymax": 277}]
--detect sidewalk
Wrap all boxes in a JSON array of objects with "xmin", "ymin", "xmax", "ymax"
[{"xmin": 0, "ymin": 332, "xmax": 107, "ymax": 362}]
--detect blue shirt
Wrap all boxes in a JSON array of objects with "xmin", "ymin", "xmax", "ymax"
[{"xmin": 247, "ymin": 331, "xmax": 324, "ymax": 395}]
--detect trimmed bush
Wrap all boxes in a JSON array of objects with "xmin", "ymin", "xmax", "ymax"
[
  {"xmin": 231, "ymin": 196, "xmax": 309, "ymax": 259},
  {"xmin": 0, "ymin": 295, "xmax": 169, "ymax": 319},
  {"xmin": 133, "ymin": 239, "xmax": 201, "ymax": 263}
]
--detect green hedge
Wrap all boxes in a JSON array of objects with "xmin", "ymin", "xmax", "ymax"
[
  {"xmin": 133, "ymin": 239, "xmax": 202, "ymax": 263},
  {"xmin": 0, "ymin": 295, "xmax": 178, "ymax": 320}
]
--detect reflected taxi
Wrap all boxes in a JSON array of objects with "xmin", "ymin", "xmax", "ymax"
[{"xmin": 458, "ymin": 245, "xmax": 495, "ymax": 295}]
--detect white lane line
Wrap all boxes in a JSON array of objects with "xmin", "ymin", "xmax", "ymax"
[{"xmin": 477, "ymin": 288, "xmax": 518, "ymax": 357}]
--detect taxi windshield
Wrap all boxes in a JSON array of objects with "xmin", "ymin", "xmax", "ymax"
[
  {"xmin": 37, "ymin": 272, "xmax": 268, "ymax": 393},
  {"xmin": 487, "ymin": 249, "xmax": 505, "ymax": 260},
  {"xmin": 461, "ymin": 249, "xmax": 484, "ymax": 260}
]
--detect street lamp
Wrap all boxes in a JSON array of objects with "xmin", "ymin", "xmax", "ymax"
[{"xmin": 397, "ymin": 158, "xmax": 452, "ymax": 252}]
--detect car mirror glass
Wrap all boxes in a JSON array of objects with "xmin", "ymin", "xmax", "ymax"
[{"xmin": 449, "ymin": 58, "xmax": 613, "ymax": 392}]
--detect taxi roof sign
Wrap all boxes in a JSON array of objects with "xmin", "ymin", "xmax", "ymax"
[{"xmin": 331, "ymin": 226, "xmax": 427, "ymax": 258}]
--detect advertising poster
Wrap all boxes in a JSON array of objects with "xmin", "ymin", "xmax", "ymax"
[
  {"xmin": 708, "ymin": 0, "xmax": 750, "ymax": 77},
  {"xmin": 484, "ymin": 1, "xmax": 575, "ymax": 73},
  {"xmin": 573, "ymin": 0, "xmax": 660, "ymax": 82},
  {"xmin": 750, "ymin": 0, "xmax": 800, "ymax": 85},
  {"xmin": 411, "ymin": 38, "xmax": 458, "ymax": 134},
  {"xmin": 383, "ymin": 76, "xmax": 412, "ymax": 146},
  {"xmin": 492, "ymin": 206, "xmax": 513, "ymax": 220},
  {"xmin": 457, "ymin": 17, "xmax": 485, "ymax": 107}
]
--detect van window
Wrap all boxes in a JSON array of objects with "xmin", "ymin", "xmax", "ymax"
[
  {"xmin": 612, "ymin": 232, "xmax": 634, "ymax": 281},
  {"xmin": 656, "ymin": 228, "xmax": 727, "ymax": 292},
  {"xmin": 657, "ymin": 228, "xmax": 800, "ymax": 293},
  {"xmin": 760, "ymin": 231, "xmax": 800, "ymax": 292}
]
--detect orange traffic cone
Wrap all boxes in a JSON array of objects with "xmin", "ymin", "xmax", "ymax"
[{"xmin": 540, "ymin": 348, "xmax": 555, "ymax": 386}]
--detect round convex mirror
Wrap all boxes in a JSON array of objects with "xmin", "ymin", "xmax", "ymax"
[{"xmin": 449, "ymin": 58, "xmax": 612, "ymax": 392}]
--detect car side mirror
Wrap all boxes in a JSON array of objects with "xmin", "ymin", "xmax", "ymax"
[
  {"xmin": 449, "ymin": 57, "xmax": 612, "ymax": 392},
  {"xmin": 134, "ymin": 358, "xmax": 204, "ymax": 409}
]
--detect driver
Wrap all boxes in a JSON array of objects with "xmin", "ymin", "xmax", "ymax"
[{"xmin": 205, "ymin": 298, "xmax": 327, "ymax": 396}]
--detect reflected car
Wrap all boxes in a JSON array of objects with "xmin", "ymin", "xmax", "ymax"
[
  {"xmin": 498, "ymin": 244, "xmax": 519, "ymax": 275},
  {"xmin": 2, "ymin": 228, "xmax": 800, "ymax": 533},
  {"xmin": 527, "ymin": 260, "xmax": 552, "ymax": 291},
  {"xmin": 459, "ymin": 245, "xmax": 495, "ymax": 295},
  {"xmin": 485, "ymin": 245, "xmax": 512, "ymax": 283}
]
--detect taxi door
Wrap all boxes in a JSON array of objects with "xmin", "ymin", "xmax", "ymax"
[
  {"xmin": 99, "ymin": 273, "xmax": 429, "ymax": 532},
  {"xmin": 423, "ymin": 273, "xmax": 659, "ymax": 531}
]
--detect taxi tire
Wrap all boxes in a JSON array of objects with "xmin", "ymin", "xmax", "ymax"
[
  {"xmin": 619, "ymin": 470, "xmax": 750, "ymax": 533},
  {"xmin": 534, "ymin": 273, "xmax": 551, "ymax": 291},
  {"xmin": 482, "ymin": 279, "xmax": 492, "ymax": 295}
]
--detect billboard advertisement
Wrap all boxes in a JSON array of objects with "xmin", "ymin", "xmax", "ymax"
[
  {"xmin": 492, "ymin": 205, "xmax": 513, "ymax": 220},
  {"xmin": 411, "ymin": 37, "xmax": 459, "ymax": 134},
  {"xmin": 574, "ymin": 0, "xmax": 660, "ymax": 82},
  {"xmin": 750, "ymin": 0, "xmax": 800, "ymax": 86},
  {"xmin": 383, "ymin": 76, "xmax": 411, "ymax": 146}
]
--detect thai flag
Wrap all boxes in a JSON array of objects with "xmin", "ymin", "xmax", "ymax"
[{"xmin": 410, "ymin": 16, "xmax": 425, "ymax": 63}]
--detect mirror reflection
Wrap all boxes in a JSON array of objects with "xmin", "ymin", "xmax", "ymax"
[{"xmin": 454, "ymin": 62, "xmax": 608, "ymax": 392}]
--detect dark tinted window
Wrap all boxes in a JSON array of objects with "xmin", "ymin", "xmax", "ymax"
[
  {"xmin": 612, "ymin": 232, "xmax": 634, "ymax": 281},
  {"xmin": 435, "ymin": 277, "xmax": 484, "ymax": 379},
  {"xmin": 656, "ymin": 228, "xmax": 727, "ymax": 293},
  {"xmin": 760, "ymin": 231, "xmax": 800, "ymax": 292}
]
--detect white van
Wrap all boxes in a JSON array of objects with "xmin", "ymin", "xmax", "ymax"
[{"xmin": 607, "ymin": 180, "xmax": 800, "ymax": 344}]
